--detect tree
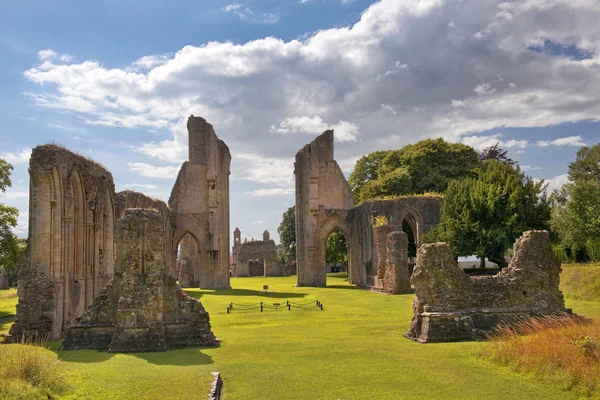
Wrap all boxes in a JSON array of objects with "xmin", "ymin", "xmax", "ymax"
[
  {"xmin": 550, "ymin": 143, "xmax": 600, "ymax": 260},
  {"xmin": 0, "ymin": 158, "xmax": 20, "ymax": 283},
  {"xmin": 326, "ymin": 229, "xmax": 347, "ymax": 265},
  {"xmin": 347, "ymin": 150, "xmax": 391, "ymax": 204},
  {"xmin": 425, "ymin": 160, "xmax": 550, "ymax": 268},
  {"xmin": 348, "ymin": 139, "xmax": 479, "ymax": 203},
  {"xmin": 277, "ymin": 206, "xmax": 296, "ymax": 265},
  {"xmin": 479, "ymin": 142, "xmax": 515, "ymax": 165}
]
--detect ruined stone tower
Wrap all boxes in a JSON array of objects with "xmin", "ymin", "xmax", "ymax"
[{"xmin": 169, "ymin": 116, "xmax": 231, "ymax": 289}]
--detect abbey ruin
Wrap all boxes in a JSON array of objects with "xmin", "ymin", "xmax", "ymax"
[
  {"xmin": 294, "ymin": 130, "xmax": 442, "ymax": 289},
  {"xmin": 6, "ymin": 116, "xmax": 572, "ymax": 347},
  {"xmin": 230, "ymin": 229, "xmax": 279, "ymax": 277},
  {"xmin": 10, "ymin": 115, "xmax": 228, "ymax": 345}
]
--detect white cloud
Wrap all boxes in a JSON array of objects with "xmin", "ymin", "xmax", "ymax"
[
  {"xmin": 247, "ymin": 188, "xmax": 294, "ymax": 197},
  {"xmin": 521, "ymin": 165, "xmax": 542, "ymax": 172},
  {"xmin": 128, "ymin": 163, "xmax": 180, "ymax": 179},
  {"xmin": 461, "ymin": 134, "xmax": 528, "ymax": 151},
  {"xmin": 37, "ymin": 49, "xmax": 57, "ymax": 60},
  {"xmin": 222, "ymin": 3, "xmax": 279, "ymax": 23},
  {"xmin": 0, "ymin": 191, "xmax": 29, "ymax": 200},
  {"xmin": 271, "ymin": 116, "xmax": 359, "ymax": 142},
  {"xmin": 233, "ymin": 154, "xmax": 294, "ymax": 186},
  {"xmin": 0, "ymin": 148, "xmax": 32, "ymax": 165},
  {"xmin": 121, "ymin": 183, "xmax": 159, "ymax": 190},
  {"xmin": 13, "ymin": 210, "xmax": 29, "ymax": 236},
  {"xmin": 19, "ymin": 0, "xmax": 600, "ymax": 183},
  {"xmin": 537, "ymin": 136, "xmax": 586, "ymax": 147},
  {"xmin": 252, "ymin": 220, "xmax": 265, "ymax": 224},
  {"xmin": 543, "ymin": 173, "xmax": 569, "ymax": 193}
]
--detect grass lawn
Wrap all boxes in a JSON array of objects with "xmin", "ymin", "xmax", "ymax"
[
  {"xmin": 561, "ymin": 263, "xmax": 600, "ymax": 302},
  {"xmin": 0, "ymin": 288, "xmax": 17, "ymax": 320},
  {"xmin": 1, "ymin": 273, "xmax": 599, "ymax": 399}
]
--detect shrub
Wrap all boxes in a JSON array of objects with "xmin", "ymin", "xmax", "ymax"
[
  {"xmin": 0, "ymin": 344, "xmax": 71, "ymax": 399},
  {"xmin": 480, "ymin": 314, "xmax": 600, "ymax": 396},
  {"xmin": 373, "ymin": 215, "xmax": 389, "ymax": 227}
]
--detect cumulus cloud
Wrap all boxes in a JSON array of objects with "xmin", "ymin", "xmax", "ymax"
[
  {"xmin": 128, "ymin": 163, "xmax": 180, "ymax": 179},
  {"xmin": 246, "ymin": 188, "xmax": 294, "ymax": 197},
  {"xmin": 537, "ymin": 136, "xmax": 586, "ymax": 147},
  {"xmin": 121, "ymin": 183, "xmax": 159, "ymax": 190},
  {"xmin": 37, "ymin": 49, "xmax": 57, "ymax": 60},
  {"xmin": 0, "ymin": 148, "xmax": 32, "ymax": 165},
  {"xmin": 270, "ymin": 116, "xmax": 359, "ymax": 142},
  {"xmin": 461, "ymin": 134, "xmax": 527, "ymax": 151},
  {"xmin": 221, "ymin": 3, "xmax": 279, "ymax": 24},
  {"xmin": 543, "ymin": 173, "xmax": 569, "ymax": 193},
  {"xmin": 20, "ymin": 0, "xmax": 600, "ymax": 192}
]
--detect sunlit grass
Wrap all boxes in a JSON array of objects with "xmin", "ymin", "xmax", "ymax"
[
  {"xmin": 1, "ymin": 273, "xmax": 598, "ymax": 399},
  {"xmin": 561, "ymin": 263, "xmax": 600, "ymax": 302}
]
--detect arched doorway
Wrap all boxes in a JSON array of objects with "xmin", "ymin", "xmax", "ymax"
[
  {"xmin": 317, "ymin": 213, "xmax": 360, "ymax": 286},
  {"xmin": 176, "ymin": 232, "xmax": 200, "ymax": 288},
  {"xmin": 325, "ymin": 228, "xmax": 349, "ymax": 283},
  {"xmin": 401, "ymin": 209, "xmax": 421, "ymax": 275}
]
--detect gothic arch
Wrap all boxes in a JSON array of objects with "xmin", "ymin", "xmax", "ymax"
[{"xmin": 317, "ymin": 213, "xmax": 359, "ymax": 285}]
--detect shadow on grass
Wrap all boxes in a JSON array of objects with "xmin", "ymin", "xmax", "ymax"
[
  {"xmin": 57, "ymin": 346, "xmax": 216, "ymax": 366},
  {"xmin": 326, "ymin": 285, "xmax": 357, "ymax": 290},
  {"xmin": 134, "ymin": 348, "xmax": 215, "ymax": 366},
  {"xmin": 185, "ymin": 289, "xmax": 307, "ymax": 299}
]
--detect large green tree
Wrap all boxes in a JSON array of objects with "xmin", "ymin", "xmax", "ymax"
[
  {"xmin": 0, "ymin": 158, "xmax": 20, "ymax": 285},
  {"xmin": 277, "ymin": 206, "xmax": 296, "ymax": 265},
  {"xmin": 550, "ymin": 143, "xmax": 600, "ymax": 260},
  {"xmin": 425, "ymin": 160, "xmax": 550, "ymax": 268},
  {"xmin": 348, "ymin": 138, "xmax": 479, "ymax": 203}
]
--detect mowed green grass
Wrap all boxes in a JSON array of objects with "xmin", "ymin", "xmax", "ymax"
[
  {"xmin": 0, "ymin": 288, "xmax": 17, "ymax": 320},
  {"xmin": 1, "ymin": 273, "xmax": 599, "ymax": 399}
]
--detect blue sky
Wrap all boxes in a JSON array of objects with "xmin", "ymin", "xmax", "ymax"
[{"xmin": 1, "ymin": 0, "xmax": 599, "ymax": 242}]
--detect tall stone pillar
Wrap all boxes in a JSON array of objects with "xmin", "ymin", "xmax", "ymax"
[{"xmin": 383, "ymin": 231, "xmax": 411, "ymax": 294}]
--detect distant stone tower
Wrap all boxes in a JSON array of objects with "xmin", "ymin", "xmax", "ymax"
[{"xmin": 263, "ymin": 230, "xmax": 270, "ymax": 241}]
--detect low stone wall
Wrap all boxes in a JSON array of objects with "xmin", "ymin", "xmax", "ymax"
[{"xmin": 405, "ymin": 230, "xmax": 568, "ymax": 343}]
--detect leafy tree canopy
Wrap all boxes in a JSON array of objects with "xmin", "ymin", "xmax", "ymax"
[
  {"xmin": 479, "ymin": 142, "xmax": 515, "ymax": 166},
  {"xmin": 550, "ymin": 143, "xmax": 600, "ymax": 260},
  {"xmin": 0, "ymin": 158, "xmax": 20, "ymax": 284},
  {"xmin": 348, "ymin": 138, "xmax": 479, "ymax": 204},
  {"xmin": 277, "ymin": 206, "xmax": 296, "ymax": 265},
  {"xmin": 326, "ymin": 229, "xmax": 347, "ymax": 265},
  {"xmin": 425, "ymin": 160, "xmax": 550, "ymax": 268}
]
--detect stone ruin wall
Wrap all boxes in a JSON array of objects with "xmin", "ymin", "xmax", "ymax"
[
  {"xmin": 10, "ymin": 145, "xmax": 117, "ymax": 340},
  {"xmin": 11, "ymin": 115, "xmax": 231, "ymax": 343},
  {"xmin": 169, "ymin": 116, "xmax": 231, "ymax": 290},
  {"xmin": 62, "ymin": 209, "xmax": 218, "ymax": 352},
  {"xmin": 115, "ymin": 190, "xmax": 175, "ymax": 277},
  {"xmin": 346, "ymin": 197, "xmax": 442, "ymax": 288},
  {"xmin": 294, "ymin": 130, "xmax": 442, "ymax": 289},
  {"xmin": 405, "ymin": 230, "xmax": 568, "ymax": 343},
  {"xmin": 234, "ymin": 232, "xmax": 279, "ymax": 277},
  {"xmin": 294, "ymin": 130, "xmax": 354, "ymax": 287}
]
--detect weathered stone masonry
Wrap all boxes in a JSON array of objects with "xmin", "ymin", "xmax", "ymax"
[
  {"xmin": 62, "ymin": 209, "xmax": 218, "ymax": 352},
  {"xmin": 169, "ymin": 116, "xmax": 231, "ymax": 290},
  {"xmin": 294, "ymin": 130, "xmax": 441, "ymax": 289},
  {"xmin": 11, "ymin": 115, "xmax": 230, "ymax": 343},
  {"xmin": 231, "ymin": 229, "xmax": 278, "ymax": 277},
  {"xmin": 10, "ymin": 145, "xmax": 117, "ymax": 340},
  {"xmin": 405, "ymin": 230, "xmax": 568, "ymax": 343}
]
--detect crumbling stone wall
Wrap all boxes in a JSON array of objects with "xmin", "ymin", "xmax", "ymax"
[
  {"xmin": 115, "ymin": 190, "xmax": 175, "ymax": 277},
  {"xmin": 10, "ymin": 145, "xmax": 116, "ymax": 341},
  {"xmin": 169, "ymin": 116, "xmax": 231, "ymax": 290},
  {"xmin": 232, "ymin": 229, "xmax": 278, "ymax": 277},
  {"xmin": 178, "ymin": 234, "xmax": 199, "ymax": 287},
  {"xmin": 346, "ymin": 196, "xmax": 442, "ymax": 288},
  {"xmin": 61, "ymin": 209, "xmax": 218, "ymax": 352},
  {"xmin": 383, "ymin": 231, "xmax": 411, "ymax": 294},
  {"xmin": 405, "ymin": 230, "xmax": 568, "ymax": 343},
  {"xmin": 294, "ymin": 131, "xmax": 442, "ymax": 288},
  {"xmin": 294, "ymin": 131, "xmax": 355, "ymax": 287},
  {"xmin": 0, "ymin": 268, "xmax": 8, "ymax": 290}
]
